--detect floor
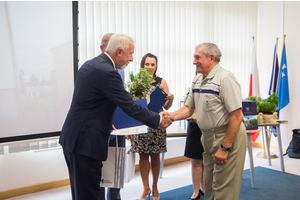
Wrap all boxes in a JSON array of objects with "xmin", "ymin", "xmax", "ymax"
[{"xmin": 6, "ymin": 147, "xmax": 300, "ymax": 200}]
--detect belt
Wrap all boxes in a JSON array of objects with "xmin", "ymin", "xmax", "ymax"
[{"xmin": 201, "ymin": 124, "xmax": 228, "ymax": 133}]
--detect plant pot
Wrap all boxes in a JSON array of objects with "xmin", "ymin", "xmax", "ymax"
[
  {"xmin": 257, "ymin": 112, "xmax": 278, "ymax": 123},
  {"xmin": 133, "ymin": 94, "xmax": 150, "ymax": 104},
  {"xmin": 261, "ymin": 111, "xmax": 274, "ymax": 115}
]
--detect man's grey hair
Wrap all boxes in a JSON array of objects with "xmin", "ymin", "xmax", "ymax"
[
  {"xmin": 101, "ymin": 33, "xmax": 114, "ymax": 44},
  {"xmin": 195, "ymin": 43, "xmax": 222, "ymax": 62},
  {"xmin": 106, "ymin": 33, "xmax": 135, "ymax": 53}
]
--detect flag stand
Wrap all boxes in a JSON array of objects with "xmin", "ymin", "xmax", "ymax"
[{"xmin": 257, "ymin": 37, "xmax": 280, "ymax": 159}]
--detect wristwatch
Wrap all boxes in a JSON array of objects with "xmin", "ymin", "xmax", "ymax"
[{"xmin": 220, "ymin": 144, "xmax": 230, "ymax": 151}]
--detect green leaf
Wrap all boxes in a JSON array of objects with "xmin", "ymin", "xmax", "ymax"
[
  {"xmin": 247, "ymin": 93, "xmax": 279, "ymax": 113},
  {"xmin": 183, "ymin": 88, "xmax": 190, "ymax": 104},
  {"xmin": 126, "ymin": 68, "xmax": 155, "ymax": 99}
]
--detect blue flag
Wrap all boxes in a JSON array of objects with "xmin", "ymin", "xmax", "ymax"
[
  {"xmin": 268, "ymin": 43, "xmax": 279, "ymax": 136},
  {"xmin": 268, "ymin": 44, "xmax": 279, "ymax": 95},
  {"xmin": 277, "ymin": 43, "xmax": 290, "ymax": 112}
]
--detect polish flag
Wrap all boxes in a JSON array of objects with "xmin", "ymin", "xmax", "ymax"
[
  {"xmin": 249, "ymin": 43, "xmax": 260, "ymax": 98},
  {"xmin": 249, "ymin": 42, "xmax": 261, "ymax": 142}
]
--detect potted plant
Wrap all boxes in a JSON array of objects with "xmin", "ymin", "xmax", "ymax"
[
  {"xmin": 126, "ymin": 68, "xmax": 155, "ymax": 101},
  {"xmin": 246, "ymin": 93, "xmax": 279, "ymax": 123}
]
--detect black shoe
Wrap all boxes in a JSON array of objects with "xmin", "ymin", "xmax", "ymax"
[
  {"xmin": 199, "ymin": 189, "xmax": 204, "ymax": 197},
  {"xmin": 189, "ymin": 193, "xmax": 200, "ymax": 200}
]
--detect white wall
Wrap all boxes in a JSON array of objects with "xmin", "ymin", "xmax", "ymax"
[
  {"xmin": 0, "ymin": 143, "xmax": 68, "ymax": 191},
  {"xmin": 0, "ymin": 123, "xmax": 186, "ymax": 192},
  {"xmin": 281, "ymin": 2, "xmax": 300, "ymax": 144},
  {"xmin": 1, "ymin": 1, "xmax": 300, "ymax": 192},
  {"xmin": 256, "ymin": 1, "xmax": 300, "ymax": 147}
]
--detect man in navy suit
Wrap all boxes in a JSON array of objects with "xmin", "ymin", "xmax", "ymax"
[
  {"xmin": 99, "ymin": 33, "xmax": 125, "ymax": 200},
  {"xmin": 59, "ymin": 33, "xmax": 173, "ymax": 200}
]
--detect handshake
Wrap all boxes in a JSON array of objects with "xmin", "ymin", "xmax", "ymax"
[
  {"xmin": 159, "ymin": 111, "xmax": 174, "ymax": 128},
  {"xmin": 126, "ymin": 112, "xmax": 174, "ymax": 141}
]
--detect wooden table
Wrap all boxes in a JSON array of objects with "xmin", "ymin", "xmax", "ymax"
[{"xmin": 258, "ymin": 121, "xmax": 288, "ymax": 172}]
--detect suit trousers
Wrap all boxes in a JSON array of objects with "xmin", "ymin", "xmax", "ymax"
[
  {"xmin": 63, "ymin": 148, "xmax": 103, "ymax": 200},
  {"xmin": 201, "ymin": 124, "xmax": 246, "ymax": 200},
  {"xmin": 99, "ymin": 188, "xmax": 121, "ymax": 200}
]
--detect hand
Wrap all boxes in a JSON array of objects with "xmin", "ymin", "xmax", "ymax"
[
  {"xmin": 165, "ymin": 93, "xmax": 174, "ymax": 101},
  {"xmin": 112, "ymin": 124, "xmax": 117, "ymax": 131},
  {"xmin": 214, "ymin": 147, "xmax": 229, "ymax": 165},
  {"xmin": 159, "ymin": 112, "xmax": 174, "ymax": 128},
  {"xmin": 126, "ymin": 135, "xmax": 133, "ymax": 141}
]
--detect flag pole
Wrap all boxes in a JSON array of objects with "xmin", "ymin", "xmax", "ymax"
[
  {"xmin": 271, "ymin": 38, "xmax": 279, "ymax": 94},
  {"xmin": 276, "ymin": 35, "xmax": 286, "ymax": 94}
]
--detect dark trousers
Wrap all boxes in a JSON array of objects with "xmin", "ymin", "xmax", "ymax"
[
  {"xmin": 63, "ymin": 148, "xmax": 103, "ymax": 200},
  {"xmin": 99, "ymin": 188, "xmax": 121, "ymax": 200},
  {"xmin": 99, "ymin": 136, "xmax": 125, "ymax": 200}
]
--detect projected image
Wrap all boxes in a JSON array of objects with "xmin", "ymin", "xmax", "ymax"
[{"xmin": 0, "ymin": 2, "xmax": 74, "ymax": 140}]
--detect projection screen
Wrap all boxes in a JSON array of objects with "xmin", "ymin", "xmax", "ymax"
[{"xmin": 0, "ymin": 1, "xmax": 75, "ymax": 143}]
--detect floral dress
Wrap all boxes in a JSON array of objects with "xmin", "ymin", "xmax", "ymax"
[{"xmin": 130, "ymin": 77, "xmax": 167, "ymax": 154}]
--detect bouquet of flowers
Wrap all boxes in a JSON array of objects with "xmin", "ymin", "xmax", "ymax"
[{"xmin": 126, "ymin": 68, "xmax": 155, "ymax": 100}]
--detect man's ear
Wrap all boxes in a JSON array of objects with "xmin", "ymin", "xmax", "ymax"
[
  {"xmin": 210, "ymin": 55, "xmax": 215, "ymax": 63},
  {"xmin": 116, "ymin": 48, "xmax": 122, "ymax": 56},
  {"xmin": 100, "ymin": 45, "xmax": 104, "ymax": 52}
]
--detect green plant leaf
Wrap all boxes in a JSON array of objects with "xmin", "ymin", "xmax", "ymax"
[
  {"xmin": 183, "ymin": 88, "xmax": 190, "ymax": 104},
  {"xmin": 247, "ymin": 93, "xmax": 279, "ymax": 113},
  {"xmin": 126, "ymin": 68, "xmax": 155, "ymax": 99}
]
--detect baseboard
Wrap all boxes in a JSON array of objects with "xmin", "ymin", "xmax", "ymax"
[
  {"xmin": 0, "ymin": 179, "xmax": 70, "ymax": 200},
  {"xmin": 252, "ymin": 142, "xmax": 264, "ymax": 148},
  {"xmin": 135, "ymin": 156, "xmax": 190, "ymax": 171},
  {"xmin": 0, "ymin": 156, "xmax": 189, "ymax": 199},
  {"xmin": 252, "ymin": 142, "xmax": 287, "ymax": 153}
]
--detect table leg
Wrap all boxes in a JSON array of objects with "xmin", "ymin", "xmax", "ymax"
[
  {"xmin": 246, "ymin": 132, "xmax": 256, "ymax": 188},
  {"xmin": 264, "ymin": 126, "xmax": 272, "ymax": 166},
  {"xmin": 159, "ymin": 152, "xmax": 165, "ymax": 179},
  {"xmin": 276, "ymin": 126, "xmax": 285, "ymax": 172}
]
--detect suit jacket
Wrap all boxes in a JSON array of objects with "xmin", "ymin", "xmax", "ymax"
[{"xmin": 59, "ymin": 53, "xmax": 160, "ymax": 161}]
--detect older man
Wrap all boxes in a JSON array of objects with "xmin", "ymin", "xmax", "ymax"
[
  {"xmin": 59, "ymin": 33, "xmax": 173, "ymax": 200},
  {"xmin": 99, "ymin": 33, "xmax": 125, "ymax": 200},
  {"xmin": 169, "ymin": 43, "xmax": 246, "ymax": 200}
]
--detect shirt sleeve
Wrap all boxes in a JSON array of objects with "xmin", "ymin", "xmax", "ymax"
[
  {"xmin": 186, "ymin": 74, "xmax": 202, "ymax": 108},
  {"xmin": 185, "ymin": 87, "xmax": 195, "ymax": 108}
]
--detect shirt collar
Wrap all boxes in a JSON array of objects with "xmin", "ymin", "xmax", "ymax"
[
  {"xmin": 104, "ymin": 52, "xmax": 116, "ymax": 70},
  {"xmin": 205, "ymin": 63, "xmax": 221, "ymax": 79}
]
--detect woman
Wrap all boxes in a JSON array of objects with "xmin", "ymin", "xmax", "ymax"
[
  {"xmin": 184, "ymin": 73, "xmax": 204, "ymax": 200},
  {"xmin": 184, "ymin": 118, "xmax": 204, "ymax": 200},
  {"xmin": 127, "ymin": 53, "xmax": 174, "ymax": 200}
]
